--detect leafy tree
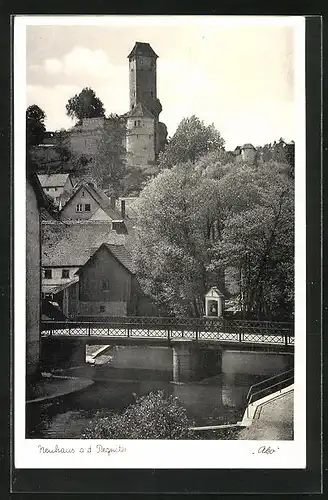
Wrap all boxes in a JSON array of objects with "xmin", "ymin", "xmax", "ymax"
[
  {"xmin": 210, "ymin": 162, "xmax": 294, "ymax": 320},
  {"xmin": 66, "ymin": 87, "xmax": 105, "ymax": 123},
  {"xmin": 26, "ymin": 104, "xmax": 46, "ymax": 147},
  {"xmin": 86, "ymin": 114, "xmax": 126, "ymax": 197},
  {"xmin": 158, "ymin": 115, "xmax": 225, "ymax": 169},
  {"xmin": 133, "ymin": 163, "xmax": 225, "ymax": 316},
  {"xmin": 81, "ymin": 391, "xmax": 194, "ymax": 439},
  {"xmin": 134, "ymin": 153, "xmax": 294, "ymax": 320}
]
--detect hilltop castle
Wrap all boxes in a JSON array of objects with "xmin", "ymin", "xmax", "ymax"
[{"xmin": 69, "ymin": 42, "xmax": 168, "ymax": 168}]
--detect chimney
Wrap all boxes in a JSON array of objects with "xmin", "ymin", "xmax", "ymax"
[
  {"xmin": 121, "ymin": 199, "xmax": 126, "ymax": 219},
  {"xmin": 110, "ymin": 196, "xmax": 116, "ymax": 210}
]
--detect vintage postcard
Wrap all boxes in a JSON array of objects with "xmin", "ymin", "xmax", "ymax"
[{"xmin": 14, "ymin": 15, "xmax": 306, "ymax": 469}]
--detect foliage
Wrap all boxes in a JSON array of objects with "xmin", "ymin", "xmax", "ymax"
[
  {"xmin": 158, "ymin": 115, "xmax": 225, "ymax": 169},
  {"xmin": 86, "ymin": 114, "xmax": 126, "ymax": 197},
  {"xmin": 257, "ymin": 138, "xmax": 295, "ymax": 178},
  {"xmin": 81, "ymin": 391, "xmax": 194, "ymax": 439},
  {"xmin": 26, "ymin": 104, "xmax": 46, "ymax": 147},
  {"xmin": 133, "ymin": 163, "xmax": 224, "ymax": 316},
  {"xmin": 209, "ymin": 162, "xmax": 294, "ymax": 319},
  {"xmin": 134, "ymin": 154, "xmax": 294, "ymax": 320},
  {"xmin": 66, "ymin": 87, "xmax": 105, "ymax": 123}
]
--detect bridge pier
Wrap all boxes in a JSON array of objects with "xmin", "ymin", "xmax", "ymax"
[
  {"xmin": 172, "ymin": 344, "xmax": 222, "ymax": 383},
  {"xmin": 41, "ymin": 338, "xmax": 86, "ymax": 371}
]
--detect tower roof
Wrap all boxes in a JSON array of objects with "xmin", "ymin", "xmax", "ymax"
[
  {"xmin": 126, "ymin": 103, "xmax": 154, "ymax": 119},
  {"xmin": 128, "ymin": 42, "xmax": 158, "ymax": 60}
]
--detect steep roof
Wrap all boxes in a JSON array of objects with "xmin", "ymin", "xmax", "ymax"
[
  {"xmin": 126, "ymin": 103, "xmax": 154, "ymax": 119},
  {"xmin": 60, "ymin": 182, "xmax": 123, "ymax": 221},
  {"xmin": 42, "ymin": 221, "xmax": 127, "ymax": 267},
  {"xmin": 128, "ymin": 42, "xmax": 158, "ymax": 60},
  {"xmin": 104, "ymin": 243, "xmax": 135, "ymax": 274},
  {"xmin": 38, "ymin": 173, "xmax": 71, "ymax": 188},
  {"xmin": 76, "ymin": 243, "xmax": 135, "ymax": 275}
]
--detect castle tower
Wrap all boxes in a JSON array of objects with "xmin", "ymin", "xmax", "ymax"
[
  {"xmin": 128, "ymin": 42, "xmax": 160, "ymax": 118},
  {"xmin": 126, "ymin": 103, "xmax": 156, "ymax": 167}
]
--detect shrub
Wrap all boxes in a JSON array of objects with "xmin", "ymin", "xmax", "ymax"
[{"xmin": 81, "ymin": 390, "xmax": 194, "ymax": 439}]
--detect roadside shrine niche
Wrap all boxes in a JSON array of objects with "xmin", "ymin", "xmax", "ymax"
[{"xmin": 204, "ymin": 286, "xmax": 225, "ymax": 317}]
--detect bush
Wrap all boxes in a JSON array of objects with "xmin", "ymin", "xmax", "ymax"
[{"xmin": 81, "ymin": 390, "xmax": 194, "ymax": 439}]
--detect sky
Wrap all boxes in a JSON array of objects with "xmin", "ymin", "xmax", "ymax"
[{"xmin": 25, "ymin": 16, "xmax": 300, "ymax": 150}]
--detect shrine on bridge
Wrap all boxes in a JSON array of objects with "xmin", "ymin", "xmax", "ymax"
[{"xmin": 204, "ymin": 287, "xmax": 225, "ymax": 317}]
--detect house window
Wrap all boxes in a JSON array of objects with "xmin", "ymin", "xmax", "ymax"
[
  {"xmin": 99, "ymin": 305, "xmax": 106, "ymax": 313},
  {"xmin": 82, "ymin": 191, "xmax": 85, "ymax": 197},
  {"xmin": 85, "ymin": 204, "xmax": 91, "ymax": 212},
  {"xmin": 44, "ymin": 269, "xmax": 52, "ymax": 279},
  {"xmin": 76, "ymin": 204, "xmax": 83, "ymax": 212},
  {"xmin": 150, "ymin": 91, "xmax": 153, "ymax": 97},
  {"xmin": 54, "ymin": 187, "xmax": 57, "ymax": 191},
  {"xmin": 102, "ymin": 280, "xmax": 109, "ymax": 291},
  {"xmin": 134, "ymin": 120, "xmax": 137, "ymax": 127},
  {"xmin": 138, "ymin": 120, "xmax": 141, "ymax": 127},
  {"xmin": 62, "ymin": 269, "xmax": 69, "ymax": 279}
]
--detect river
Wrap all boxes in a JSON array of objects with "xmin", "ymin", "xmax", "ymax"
[{"xmin": 27, "ymin": 358, "xmax": 268, "ymax": 439}]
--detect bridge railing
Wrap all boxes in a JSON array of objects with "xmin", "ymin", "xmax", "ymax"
[{"xmin": 40, "ymin": 317, "xmax": 294, "ymax": 345}]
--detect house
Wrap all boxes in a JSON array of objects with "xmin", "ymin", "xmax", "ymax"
[
  {"xmin": 26, "ymin": 167, "xmax": 57, "ymax": 378},
  {"xmin": 76, "ymin": 243, "xmax": 136, "ymax": 317},
  {"xmin": 59, "ymin": 182, "xmax": 128, "ymax": 229},
  {"xmin": 75, "ymin": 243, "xmax": 158, "ymax": 318},
  {"xmin": 41, "ymin": 220, "xmax": 129, "ymax": 290},
  {"xmin": 37, "ymin": 173, "xmax": 75, "ymax": 206}
]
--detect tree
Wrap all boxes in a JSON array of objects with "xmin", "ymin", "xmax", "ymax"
[
  {"xmin": 26, "ymin": 104, "xmax": 46, "ymax": 147},
  {"xmin": 158, "ymin": 115, "xmax": 225, "ymax": 169},
  {"xmin": 134, "ymin": 152, "xmax": 294, "ymax": 320},
  {"xmin": 66, "ymin": 87, "xmax": 105, "ymax": 123},
  {"xmin": 81, "ymin": 391, "xmax": 194, "ymax": 439},
  {"xmin": 133, "ymin": 163, "xmax": 224, "ymax": 316},
  {"xmin": 210, "ymin": 162, "xmax": 294, "ymax": 320},
  {"xmin": 86, "ymin": 114, "xmax": 126, "ymax": 196}
]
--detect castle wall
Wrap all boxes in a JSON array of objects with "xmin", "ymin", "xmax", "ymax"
[{"xmin": 69, "ymin": 118, "xmax": 105, "ymax": 157}]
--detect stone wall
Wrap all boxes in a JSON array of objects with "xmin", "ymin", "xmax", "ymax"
[{"xmin": 26, "ymin": 178, "xmax": 41, "ymax": 377}]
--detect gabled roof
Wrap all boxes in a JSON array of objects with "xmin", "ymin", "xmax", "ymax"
[
  {"xmin": 126, "ymin": 103, "xmax": 154, "ymax": 119},
  {"xmin": 38, "ymin": 173, "xmax": 71, "ymax": 188},
  {"xmin": 60, "ymin": 182, "xmax": 123, "ymax": 221},
  {"xmin": 76, "ymin": 243, "xmax": 135, "ymax": 275},
  {"xmin": 42, "ymin": 221, "xmax": 127, "ymax": 267},
  {"xmin": 128, "ymin": 42, "xmax": 158, "ymax": 60},
  {"xmin": 205, "ymin": 286, "xmax": 225, "ymax": 298},
  {"xmin": 241, "ymin": 143, "xmax": 256, "ymax": 150}
]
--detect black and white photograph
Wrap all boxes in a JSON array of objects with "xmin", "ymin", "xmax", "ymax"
[{"xmin": 14, "ymin": 15, "xmax": 306, "ymax": 469}]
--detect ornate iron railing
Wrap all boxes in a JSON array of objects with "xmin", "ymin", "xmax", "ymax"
[{"xmin": 40, "ymin": 317, "xmax": 294, "ymax": 346}]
